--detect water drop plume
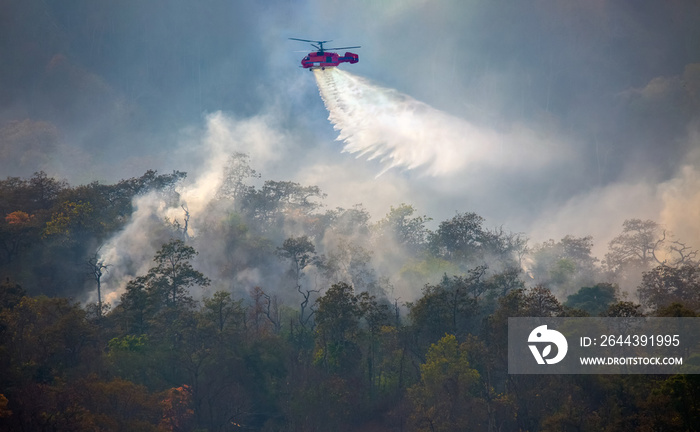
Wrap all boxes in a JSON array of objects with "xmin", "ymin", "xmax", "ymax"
[
  {"xmin": 313, "ymin": 68, "xmax": 502, "ymax": 175},
  {"xmin": 313, "ymin": 68, "xmax": 564, "ymax": 176}
]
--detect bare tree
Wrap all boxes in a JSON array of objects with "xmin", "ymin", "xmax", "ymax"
[
  {"xmin": 261, "ymin": 290, "xmax": 282, "ymax": 333},
  {"xmin": 168, "ymin": 204, "xmax": 191, "ymax": 240},
  {"xmin": 277, "ymin": 236, "xmax": 321, "ymax": 328},
  {"xmin": 216, "ymin": 152, "xmax": 260, "ymax": 202},
  {"xmin": 86, "ymin": 249, "xmax": 110, "ymax": 318},
  {"xmin": 181, "ymin": 204, "xmax": 190, "ymax": 240},
  {"xmin": 604, "ymin": 219, "xmax": 698, "ymax": 279},
  {"xmin": 666, "ymin": 239, "xmax": 699, "ymax": 266},
  {"xmin": 605, "ymin": 219, "xmax": 664, "ymax": 274}
]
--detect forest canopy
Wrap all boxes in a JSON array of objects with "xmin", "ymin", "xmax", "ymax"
[{"xmin": 1, "ymin": 167, "xmax": 699, "ymax": 431}]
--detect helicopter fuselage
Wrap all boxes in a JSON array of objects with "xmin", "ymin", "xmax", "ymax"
[{"xmin": 301, "ymin": 51, "xmax": 359, "ymax": 69}]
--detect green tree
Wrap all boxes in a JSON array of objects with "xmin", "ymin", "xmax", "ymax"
[
  {"xmin": 318, "ymin": 204, "xmax": 372, "ymax": 238},
  {"xmin": 241, "ymin": 180, "xmax": 325, "ymax": 232},
  {"xmin": 656, "ymin": 302, "xmax": 697, "ymax": 317},
  {"xmin": 429, "ymin": 212, "xmax": 525, "ymax": 269},
  {"xmin": 408, "ymin": 334, "xmax": 485, "ymax": 431},
  {"xmin": 523, "ymin": 285, "xmax": 563, "ymax": 317},
  {"xmin": 27, "ymin": 171, "xmax": 67, "ymax": 209},
  {"xmin": 357, "ymin": 291, "xmax": 392, "ymax": 396},
  {"xmin": 565, "ymin": 283, "xmax": 617, "ymax": 316},
  {"xmin": 0, "ymin": 296, "xmax": 97, "ymax": 385},
  {"xmin": 655, "ymin": 375, "xmax": 700, "ymax": 430},
  {"xmin": 202, "ymin": 290, "xmax": 244, "ymax": 333},
  {"xmin": 314, "ymin": 282, "xmax": 362, "ymax": 373},
  {"xmin": 143, "ymin": 239, "xmax": 210, "ymax": 310},
  {"xmin": 119, "ymin": 277, "xmax": 150, "ymax": 334},
  {"xmin": 0, "ymin": 211, "xmax": 38, "ymax": 264},
  {"xmin": 0, "ymin": 277, "xmax": 26, "ymax": 310},
  {"xmin": 106, "ymin": 334, "xmax": 157, "ymax": 385},
  {"xmin": 602, "ymin": 301, "xmax": 644, "ymax": 317},
  {"xmin": 75, "ymin": 377, "xmax": 162, "ymax": 431},
  {"xmin": 398, "ymin": 256, "xmax": 460, "ymax": 291},
  {"xmin": 408, "ymin": 267, "xmax": 487, "ymax": 346},
  {"xmin": 88, "ymin": 170, "xmax": 187, "ymax": 228},
  {"xmin": 117, "ymin": 240, "xmax": 209, "ymax": 334},
  {"xmin": 374, "ymin": 203, "xmax": 432, "ymax": 255},
  {"xmin": 42, "ymin": 200, "xmax": 96, "ymax": 242},
  {"xmin": 638, "ymin": 264, "xmax": 700, "ymax": 311},
  {"xmin": 430, "ymin": 212, "xmax": 486, "ymax": 262},
  {"xmin": 529, "ymin": 235, "xmax": 599, "ymax": 295},
  {"xmin": 484, "ymin": 266, "xmax": 524, "ymax": 298}
]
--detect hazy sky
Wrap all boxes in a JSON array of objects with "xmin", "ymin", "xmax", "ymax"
[{"xmin": 2, "ymin": 0, "xmax": 699, "ymax": 256}]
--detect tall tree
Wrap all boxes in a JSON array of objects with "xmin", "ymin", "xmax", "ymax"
[
  {"xmin": 374, "ymin": 204, "xmax": 432, "ymax": 255},
  {"xmin": 605, "ymin": 219, "xmax": 665, "ymax": 276},
  {"xmin": 637, "ymin": 264, "xmax": 700, "ymax": 311},
  {"xmin": 602, "ymin": 301, "xmax": 645, "ymax": 317},
  {"xmin": 145, "ymin": 239, "xmax": 210, "ymax": 309},
  {"xmin": 529, "ymin": 235, "xmax": 599, "ymax": 295},
  {"xmin": 277, "ymin": 236, "xmax": 320, "ymax": 328},
  {"xmin": 0, "ymin": 211, "xmax": 38, "ymax": 264},
  {"xmin": 216, "ymin": 152, "xmax": 260, "ymax": 202},
  {"xmin": 86, "ymin": 250, "xmax": 109, "ymax": 319},
  {"xmin": 202, "ymin": 290, "xmax": 243, "ymax": 333},
  {"xmin": 523, "ymin": 285, "xmax": 563, "ymax": 317},
  {"xmin": 314, "ymin": 282, "xmax": 362, "ymax": 372},
  {"xmin": 120, "ymin": 239, "xmax": 210, "ymax": 330},
  {"xmin": 603, "ymin": 218, "xmax": 698, "ymax": 283},
  {"xmin": 565, "ymin": 283, "xmax": 617, "ymax": 316},
  {"xmin": 28, "ymin": 171, "xmax": 66, "ymax": 210},
  {"xmin": 0, "ymin": 277, "xmax": 25, "ymax": 310},
  {"xmin": 241, "ymin": 180, "xmax": 325, "ymax": 232},
  {"xmin": 428, "ymin": 212, "xmax": 524, "ymax": 268},
  {"xmin": 430, "ymin": 212, "xmax": 486, "ymax": 262},
  {"xmin": 408, "ymin": 266, "xmax": 487, "ymax": 347},
  {"xmin": 408, "ymin": 334, "xmax": 485, "ymax": 431}
]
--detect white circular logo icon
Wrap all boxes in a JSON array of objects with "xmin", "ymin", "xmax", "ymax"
[{"xmin": 528, "ymin": 325, "xmax": 568, "ymax": 365}]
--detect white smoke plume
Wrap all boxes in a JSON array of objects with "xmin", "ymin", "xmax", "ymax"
[
  {"xmin": 313, "ymin": 68, "xmax": 570, "ymax": 176},
  {"xmin": 98, "ymin": 112, "xmax": 286, "ymax": 305}
]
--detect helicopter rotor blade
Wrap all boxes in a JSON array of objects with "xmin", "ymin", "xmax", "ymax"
[
  {"xmin": 289, "ymin": 38, "xmax": 333, "ymax": 44},
  {"xmin": 325, "ymin": 46, "xmax": 362, "ymax": 51}
]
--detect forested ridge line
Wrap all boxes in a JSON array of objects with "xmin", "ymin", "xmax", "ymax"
[{"xmin": 1, "ymin": 167, "xmax": 699, "ymax": 431}]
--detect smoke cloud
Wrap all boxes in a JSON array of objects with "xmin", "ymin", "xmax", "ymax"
[{"xmin": 99, "ymin": 112, "xmax": 288, "ymax": 304}]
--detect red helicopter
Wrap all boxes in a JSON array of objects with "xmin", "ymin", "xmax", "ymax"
[{"xmin": 289, "ymin": 38, "xmax": 360, "ymax": 70}]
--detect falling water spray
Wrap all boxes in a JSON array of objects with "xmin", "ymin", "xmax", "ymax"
[
  {"xmin": 313, "ymin": 68, "xmax": 563, "ymax": 176},
  {"xmin": 313, "ymin": 68, "xmax": 496, "ymax": 175}
]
